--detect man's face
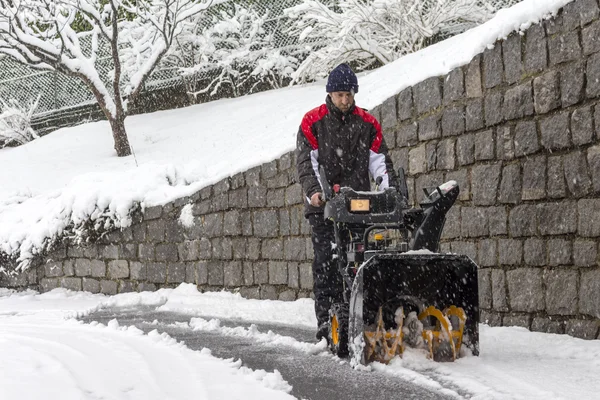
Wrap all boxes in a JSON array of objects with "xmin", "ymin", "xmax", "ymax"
[{"xmin": 329, "ymin": 91, "xmax": 354, "ymax": 113}]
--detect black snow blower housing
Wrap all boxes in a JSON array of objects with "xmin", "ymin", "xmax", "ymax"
[{"xmin": 320, "ymin": 168, "xmax": 479, "ymax": 365}]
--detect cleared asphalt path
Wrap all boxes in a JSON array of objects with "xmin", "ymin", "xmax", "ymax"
[{"xmin": 81, "ymin": 307, "xmax": 457, "ymax": 400}]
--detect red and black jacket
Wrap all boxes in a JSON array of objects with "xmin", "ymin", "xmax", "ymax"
[{"xmin": 296, "ymin": 95, "xmax": 397, "ymax": 216}]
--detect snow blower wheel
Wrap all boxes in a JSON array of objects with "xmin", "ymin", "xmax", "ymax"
[{"xmin": 329, "ymin": 303, "xmax": 349, "ymax": 357}]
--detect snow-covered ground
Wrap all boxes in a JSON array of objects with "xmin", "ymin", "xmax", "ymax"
[
  {"xmin": 1, "ymin": 285, "xmax": 600, "ymax": 400},
  {"xmin": 0, "ymin": 0, "xmax": 573, "ymax": 266}
]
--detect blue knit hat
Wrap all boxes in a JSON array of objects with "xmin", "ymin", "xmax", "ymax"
[{"xmin": 326, "ymin": 63, "xmax": 359, "ymax": 94}]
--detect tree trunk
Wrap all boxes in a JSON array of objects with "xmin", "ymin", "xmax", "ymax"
[{"xmin": 108, "ymin": 115, "xmax": 131, "ymax": 157}]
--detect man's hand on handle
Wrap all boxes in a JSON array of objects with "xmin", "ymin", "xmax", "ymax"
[{"xmin": 310, "ymin": 192, "xmax": 325, "ymax": 207}]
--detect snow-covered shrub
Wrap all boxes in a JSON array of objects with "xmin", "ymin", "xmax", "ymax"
[
  {"xmin": 163, "ymin": 3, "xmax": 301, "ymax": 99},
  {"xmin": 0, "ymin": 96, "xmax": 40, "ymax": 148},
  {"xmin": 284, "ymin": 0, "xmax": 521, "ymax": 82}
]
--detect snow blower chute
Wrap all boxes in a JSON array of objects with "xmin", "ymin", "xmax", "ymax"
[{"xmin": 320, "ymin": 168, "xmax": 479, "ymax": 365}]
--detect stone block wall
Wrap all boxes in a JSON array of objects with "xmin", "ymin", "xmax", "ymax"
[{"xmin": 2, "ymin": 0, "xmax": 600, "ymax": 340}]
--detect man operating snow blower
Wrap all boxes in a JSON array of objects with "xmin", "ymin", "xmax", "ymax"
[
  {"xmin": 295, "ymin": 63, "xmax": 398, "ymax": 342},
  {"xmin": 296, "ymin": 64, "xmax": 479, "ymax": 365}
]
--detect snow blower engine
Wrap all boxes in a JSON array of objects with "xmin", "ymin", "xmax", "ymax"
[{"xmin": 320, "ymin": 167, "xmax": 479, "ymax": 365}]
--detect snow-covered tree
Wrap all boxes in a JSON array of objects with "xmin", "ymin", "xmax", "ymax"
[
  {"xmin": 284, "ymin": 0, "xmax": 520, "ymax": 82},
  {"xmin": 0, "ymin": 95, "xmax": 40, "ymax": 148},
  {"xmin": 163, "ymin": 3, "xmax": 300, "ymax": 99},
  {"xmin": 0, "ymin": 0, "xmax": 226, "ymax": 156}
]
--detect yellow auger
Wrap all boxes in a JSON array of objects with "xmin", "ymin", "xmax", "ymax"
[{"xmin": 363, "ymin": 305, "xmax": 467, "ymax": 363}]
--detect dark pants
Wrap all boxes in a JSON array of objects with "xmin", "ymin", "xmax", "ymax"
[{"xmin": 308, "ymin": 213, "xmax": 344, "ymax": 327}]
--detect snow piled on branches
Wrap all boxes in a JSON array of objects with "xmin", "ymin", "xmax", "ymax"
[
  {"xmin": 0, "ymin": 96, "xmax": 40, "ymax": 148},
  {"xmin": 165, "ymin": 0, "xmax": 520, "ymax": 93},
  {"xmin": 284, "ymin": 0, "xmax": 521, "ymax": 83}
]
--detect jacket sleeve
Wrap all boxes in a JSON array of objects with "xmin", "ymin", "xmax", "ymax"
[
  {"xmin": 368, "ymin": 122, "xmax": 398, "ymax": 190},
  {"xmin": 296, "ymin": 123, "xmax": 322, "ymax": 200}
]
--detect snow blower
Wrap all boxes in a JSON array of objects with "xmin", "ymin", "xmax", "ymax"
[{"xmin": 320, "ymin": 168, "xmax": 479, "ymax": 365}]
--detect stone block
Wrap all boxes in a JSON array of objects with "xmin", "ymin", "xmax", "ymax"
[
  {"xmin": 285, "ymin": 184, "xmax": 302, "ymax": 206},
  {"xmin": 137, "ymin": 282, "xmax": 157, "ymax": 292},
  {"xmin": 223, "ymin": 210, "xmax": 241, "ymax": 236},
  {"xmin": 513, "ymin": 121, "xmax": 539, "ymax": 157},
  {"xmin": 279, "ymin": 290, "xmax": 297, "ymax": 302},
  {"xmin": 547, "ymin": 156, "xmax": 567, "ymax": 199},
  {"xmin": 524, "ymin": 238, "xmax": 546, "ymax": 266},
  {"xmin": 456, "ymin": 134, "xmax": 474, "ymax": 166},
  {"xmin": 396, "ymin": 123, "xmax": 417, "ymax": 148},
  {"xmin": 299, "ymin": 262, "xmax": 313, "ymax": 290},
  {"xmin": 143, "ymin": 262, "xmax": 166, "ymax": 285},
  {"xmin": 119, "ymin": 281, "xmax": 136, "ymax": 294},
  {"xmin": 108, "ymin": 260, "xmax": 129, "ymax": 279},
  {"xmin": 198, "ymin": 186, "xmax": 212, "ymax": 200},
  {"xmin": 566, "ymin": 320, "xmax": 600, "ymax": 339},
  {"xmin": 380, "ymin": 96, "xmax": 397, "ymax": 132},
  {"xmin": 242, "ymin": 262, "xmax": 254, "ymax": 286},
  {"xmin": 571, "ymin": 107, "xmax": 594, "ymax": 146},
  {"xmin": 119, "ymin": 244, "xmax": 136, "ymax": 260},
  {"xmin": 533, "ymin": 71, "xmax": 560, "ymax": 114},
  {"xmin": 239, "ymin": 287, "xmax": 260, "ymax": 300},
  {"xmin": 156, "ymin": 243, "xmax": 178, "ymax": 262},
  {"xmin": 573, "ymin": 240, "xmax": 598, "ymax": 266},
  {"xmin": 74, "ymin": 259, "xmax": 92, "ymax": 277},
  {"xmin": 441, "ymin": 205, "xmax": 460, "ymax": 240},
  {"xmin": 266, "ymin": 188, "xmax": 286, "ymax": 207},
  {"xmin": 509, "ymin": 204, "xmax": 537, "ymax": 237},
  {"xmin": 246, "ymin": 238, "xmax": 260, "ymax": 261},
  {"xmin": 507, "ymin": 268, "xmax": 544, "ymax": 312},
  {"xmin": 82, "ymin": 278, "xmax": 100, "ymax": 294},
  {"xmin": 223, "ymin": 261, "xmax": 243, "ymax": 287},
  {"xmin": 165, "ymin": 262, "xmax": 185, "ymax": 284},
  {"xmin": 426, "ymin": 141, "xmax": 437, "ymax": 172},
  {"xmin": 471, "ymin": 163, "xmax": 501, "ymax": 206},
  {"xmin": 531, "ymin": 317, "xmax": 563, "ymax": 334},
  {"xmin": 487, "ymin": 207, "xmax": 508, "ymax": 236},
  {"xmin": 580, "ymin": 268, "xmax": 600, "ymax": 318},
  {"xmin": 541, "ymin": 113, "xmax": 571, "ymax": 151},
  {"xmin": 496, "ymin": 126, "xmax": 515, "ymax": 161},
  {"xmin": 260, "ymin": 285, "xmax": 278, "ymax": 300},
  {"xmin": 491, "ymin": 269, "xmax": 508, "ymax": 311},
  {"xmin": 100, "ymin": 280, "xmax": 117, "ymax": 295},
  {"xmin": 229, "ymin": 188, "xmax": 248, "ymax": 209},
  {"xmin": 561, "ymin": 61, "xmax": 585, "ymax": 107},
  {"xmin": 178, "ymin": 241, "xmax": 199, "ymax": 262},
  {"xmin": 44, "ymin": 261, "xmax": 63, "ymax": 278},
  {"xmin": 211, "ymin": 193, "xmax": 229, "ymax": 212},
  {"xmin": 63, "ymin": 260, "xmax": 74, "ymax": 277},
  {"xmin": 465, "ymin": 99, "xmax": 484, "ymax": 132},
  {"xmin": 564, "ymin": 151, "xmax": 592, "ymax": 197},
  {"xmin": 484, "ymin": 91, "xmax": 503, "ymax": 127},
  {"xmin": 418, "ymin": 113, "xmax": 441, "ymax": 141},
  {"xmin": 498, "ymin": 239, "xmax": 522, "ymax": 266},
  {"xmin": 198, "ymin": 238, "xmax": 212, "ymax": 259},
  {"xmin": 450, "ymin": 241, "xmax": 477, "ymax": 261},
  {"xmin": 253, "ymin": 210, "xmax": 278, "ymax": 238},
  {"xmin": 502, "ymin": 32, "xmax": 523, "ymax": 84},
  {"xmin": 589, "ymin": 145, "xmax": 600, "ymax": 193},
  {"xmin": 441, "ymin": 106, "xmax": 465, "ymax": 137},
  {"xmin": 213, "ymin": 178, "xmax": 230, "ymax": 195},
  {"xmin": 144, "ymin": 206, "xmax": 162, "ymax": 220},
  {"xmin": 474, "ymin": 130, "xmax": 495, "ymax": 161},
  {"xmin": 206, "ymin": 261, "xmax": 224, "ymax": 286},
  {"xmin": 278, "ymin": 153, "xmax": 292, "ymax": 171},
  {"xmin": 480, "ymin": 311, "xmax": 502, "ymax": 326},
  {"xmin": 262, "ymin": 238, "xmax": 283, "ymax": 260},
  {"xmin": 262, "ymin": 160, "xmax": 278, "ymax": 180},
  {"xmin": 478, "ymin": 240, "xmax": 497, "ymax": 268},
  {"xmin": 193, "ymin": 201, "xmax": 210, "ymax": 216},
  {"xmin": 582, "ymin": 20, "xmax": 600, "ymax": 55},
  {"xmin": 248, "ymin": 187, "xmax": 267, "ymax": 208},
  {"xmin": 461, "ymin": 207, "xmax": 488, "ymax": 238},
  {"xmin": 444, "ymin": 68, "xmax": 464, "ymax": 104},
  {"xmin": 465, "ymin": 55, "xmax": 483, "ymax": 98},
  {"xmin": 241, "ymin": 211, "xmax": 253, "ymax": 236},
  {"xmin": 504, "ymin": 83, "xmax": 534, "ymax": 121},
  {"xmin": 253, "ymin": 261, "xmax": 269, "ymax": 285},
  {"xmin": 524, "ymin": 23, "xmax": 547, "ymax": 74},
  {"xmin": 538, "ymin": 202, "xmax": 577, "ymax": 235},
  {"xmin": 522, "ymin": 155, "xmax": 546, "ymax": 200},
  {"xmin": 39, "ymin": 278, "xmax": 59, "ymax": 292},
  {"xmin": 396, "ymin": 88, "xmax": 413, "ymax": 121},
  {"xmin": 414, "ymin": 77, "xmax": 442, "ymax": 114},
  {"xmin": 165, "ymin": 219, "xmax": 185, "ymax": 243},
  {"xmin": 587, "ymin": 52, "xmax": 600, "ymax": 98},
  {"xmin": 288, "ymin": 262, "xmax": 299, "ymax": 289},
  {"xmin": 502, "ymin": 314, "xmax": 531, "ymax": 329},
  {"xmin": 196, "ymin": 261, "xmax": 208, "ymax": 285},
  {"xmin": 548, "ymin": 31, "xmax": 581, "ymax": 66},
  {"xmin": 436, "ymin": 139, "xmax": 455, "ymax": 170},
  {"xmin": 408, "ymin": 144, "xmax": 427, "ymax": 175},
  {"xmin": 390, "ymin": 148, "xmax": 409, "ymax": 177},
  {"xmin": 130, "ymin": 262, "xmax": 146, "ymax": 281},
  {"xmin": 83, "ymin": 245, "xmax": 98, "ymax": 259},
  {"xmin": 212, "ymin": 237, "xmax": 232, "ymax": 260},
  {"xmin": 547, "ymin": 238, "xmax": 572, "ymax": 266},
  {"xmin": 563, "ymin": 0, "xmax": 600, "ymax": 29},
  {"xmin": 483, "ymin": 45, "xmax": 503, "ymax": 88},
  {"xmin": 284, "ymin": 237, "xmax": 306, "ymax": 261},
  {"xmin": 498, "ymin": 163, "xmax": 521, "ymax": 204},
  {"xmin": 231, "ymin": 238, "xmax": 247, "ymax": 260},
  {"xmin": 268, "ymin": 261, "xmax": 288, "ymax": 285},
  {"xmin": 147, "ymin": 220, "xmax": 165, "ymax": 243}
]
